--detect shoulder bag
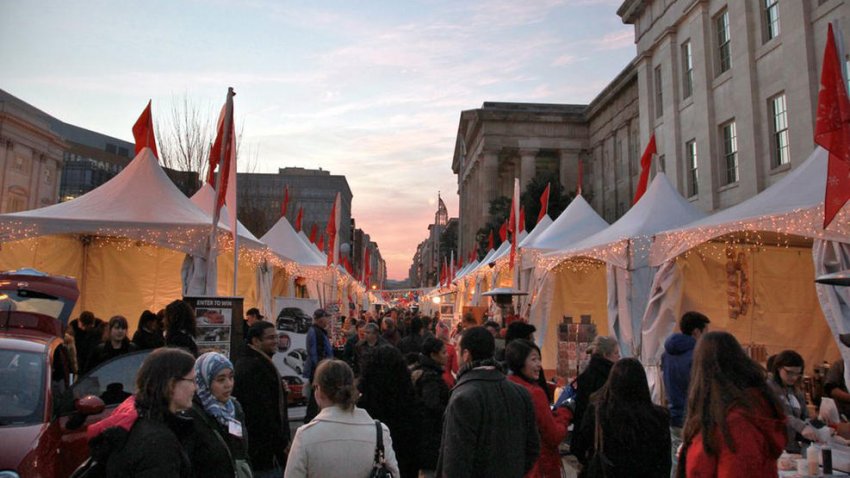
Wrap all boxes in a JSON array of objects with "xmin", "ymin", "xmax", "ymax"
[
  {"xmin": 370, "ymin": 420, "xmax": 393, "ymax": 478},
  {"xmin": 585, "ymin": 406, "xmax": 614, "ymax": 478}
]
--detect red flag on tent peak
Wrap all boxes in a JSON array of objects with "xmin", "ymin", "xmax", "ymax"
[
  {"xmin": 309, "ymin": 223, "xmax": 318, "ymax": 244},
  {"xmin": 487, "ymin": 230, "xmax": 494, "ymax": 251},
  {"xmin": 538, "ymin": 183, "xmax": 550, "ymax": 224},
  {"xmin": 817, "ymin": 23, "xmax": 850, "ymax": 228},
  {"xmin": 499, "ymin": 221, "xmax": 508, "ymax": 243},
  {"xmin": 208, "ymin": 88, "xmax": 237, "ymax": 238},
  {"xmin": 519, "ymin": 208, "xmax": 526, "ymax": 234},
  {"xmin": 326, "ymin": 192, "xmax": 341, "ymax": 266},
  {"xmin": 132, "ymin": 100, "xmax": 159, "ymax": 159},
  {"xmin": 281, "ymin": 186, "xmax": 290, "ymax": 219},
  {"xmin": 294, "ymin": 207, "xmax": 303, "ymax": 232},
  {"xmin": 633, "ymin": 134, "xmax": 657, "ymax": 205},
  {"xmin": 317, "ymin": 234, "xmax": 325, "ymax": 253}
]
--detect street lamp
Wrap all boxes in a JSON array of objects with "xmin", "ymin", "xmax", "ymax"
[
  {"xmin": 482, "ymin": 287, "xmax": 528, "ymax": 327},
  {"xmin": 432, "ymin": 296, "xmax": 442, "ymax": 305}
]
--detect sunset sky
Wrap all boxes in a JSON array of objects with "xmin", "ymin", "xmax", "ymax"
[{"xmin": 1, "ymin": 0, "xmax": 636, "ymax": 280}]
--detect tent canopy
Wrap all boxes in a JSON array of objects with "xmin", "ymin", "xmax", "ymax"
[
  {"xmin": 544, "ymin": 174, "xmax": 705, "ymax": 269},
  {"xmin": 650, "ymin": 147, "xmax": 850, "ymax": 266},
  {"xmin": 261, "ymin": 217, "xmax": 327, "ymax": 267},
  {"xmin": 190, "ymin": 184, "xmax": 264, "ymax": 250},
  {"xmin": 518, "ymin": 214, "xmax": 553, "ymax": 249},
  {"xmin": 530, "ymin": 196, "xmax": 608, "ymax": 252},
  {"xmin": 0, "ymin": 148, "xmax": 218, "ymax": 255}
]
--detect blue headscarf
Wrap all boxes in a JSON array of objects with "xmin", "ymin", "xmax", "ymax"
[{"xmin": 194, "ymin": 352, "xmax": 237, "ymax": 427}]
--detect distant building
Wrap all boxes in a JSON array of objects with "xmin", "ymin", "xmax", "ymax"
[
  {"xmin": 408, "ymin": 196, "xmax": 457, "ymax": 287},
  {"xmin": 237, "ymin": 167, "xmax": 353, "ymax": 245},
  {"xmin": 352, "ymin": 226, "xmax": 386, "ymax": 288}
]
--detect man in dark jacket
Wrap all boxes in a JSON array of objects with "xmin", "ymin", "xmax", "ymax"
[
  {"xmin": 303, "ymin": 308, "xmax": 333, "ymax": 422},
  {"xmin": 661, "ymin": 311, "xmax": 709, "ymax": 473},
  {"xmin": 436, "ymin": 327, "xmax": 539, "ymax": 478},
  {"xmin": 69, "ymin": 310, "xmax": 105, "ymax": 374},
  {"xmin": 398, "ymin": 316, "xmax": 425, "ymax": 355},
  {"xmin": 234, "ymin": 321, "xmax": 290, "ymax": 478}
]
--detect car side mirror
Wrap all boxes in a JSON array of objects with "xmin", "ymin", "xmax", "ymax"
[{"xmin": 75, "ymin": 395, "xmax": 105, "ymax": 416}]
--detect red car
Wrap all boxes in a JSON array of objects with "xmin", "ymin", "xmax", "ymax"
[
  {"xmin": 282, "ymin": 375, "xmax": 306, "ymax": 406},
  {"xmin": 0, "ymin": 269, "xmax": 151, "ymax": 478}
]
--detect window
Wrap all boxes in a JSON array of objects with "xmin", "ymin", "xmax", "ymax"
[
  {"xmin": 657, "ymin": 154, "xmax": 666, "ymax": 173},
  {"xmin": 721, "ymin": 121, "xmax": 739, "ymax": 184},
  {"xmin": 686, "ymin": 140, "xmax": 699, "ymax": 197},
  {"xmin": 655, "ymin": 65, "xmax": 664, "ymax": 118},
  {"xmin": 716, "ymin": 10, "xmax": 731, "ymax": 74},
  {"xmin": 682, "ymin": 41, "xmax": 694, "ymax": 98},
  {"xmin": 764, "ymin": 0, "xmax": 780, "ymax": 41},
  {"xmin": 770, "ymin": 94, "xmax": 790, "ymax": 167}
]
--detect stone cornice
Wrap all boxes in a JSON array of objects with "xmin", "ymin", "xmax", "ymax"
[{"xmin": 617, "ymin": 0, "xmax": 646, "ymax": 25}]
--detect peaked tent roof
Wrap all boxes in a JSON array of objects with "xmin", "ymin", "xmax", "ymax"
[
  {"xmin": 529, "ymin": 196, "xmax": 608, "ymax": 252},
  {"xmin": 261, "ymin": 217, "xmax": 326, "ymax": 267},
  {"xmin": 544, "ymin": 173, "xmax": 706, "ymax": 269},
  {"xmin": 650, "ymin": 147, "xmax": 850, "ymax": 265},
  {"xmin": 519, "ymin": 214, "xmax": 554, "ymax": 248},
  {"xmin": 0, "ymin": 148, "xmax": 219, "ymax": 255},
  {"xmin": 465, "ymin": 247, "xmax": 498, "ymax": 280},
  {"xmin": 190, "ymin": 183, "xmax": 263, "ymax": 249}
]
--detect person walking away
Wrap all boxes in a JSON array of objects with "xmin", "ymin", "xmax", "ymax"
[
  {"xmin": 661, "ymin": 311, "xmax": 709, "ymax": 473},
  {"xmin": 187, "ymin": 352, "xmax": 252, "ymax": 478},
  {"xmin": 411, "ymin": 337, "xmax": 450, "ymax": 478},
  {"xmin": 506, "ymin": 339, "xmax": 572, "ymax": 478},
  {"xmin": 767, "ymin": 350, "xmax": 818, "ymax": 453},
  {"xmin": 165, "ymin": 299, "xmax": 199, "ymax": 357},
  {"xmin": 382, "ymin": 317, "xmax": 402, "ymax": 347},
  {"xmin": 679, "ymin": 331, "xmax": 786, "ymax": 477},
  {"xmin": 87, "ymin": 315, "xmax": 138, "ymax": 372},
  {"xmin": 573, "ymin": 358, "xmax": 670, "ymax": 477},
  {"xmin": 571, "ymin": 335, "xmax": 619, "ymax": 453},
  {"xmin": 70, "ymin": 310, "xmax": 105, "ymax": 374},
  {"xmin": 304, "ymin": 308, "xmax": 333, "ymax": 423},
  {"xmin": 398, "ymin": 317, "xmax": 425, "ymax": 356},
  {"xmin": 358, "ymin": 345, "xmax": 420, "ymax": 478},
  {"xmin": 285, "ymin": 359, "xmax": 400, "ymax": 477},
  {"xmin": 86, "ymin": 347, "xmax": 196, "ymax": 477},
  {"xmin": 436, "ymin": 327, "xmax": 540, "ymax": 478},
  {"xmin": 132, "ymin": 310, "xmax": 165, "ymax": 350},
  {"xmin": 234, "ymin": 321, "xmax": 290, "ymax": 478}
]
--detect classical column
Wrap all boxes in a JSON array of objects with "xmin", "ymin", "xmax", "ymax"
[
  {"xmin": 519, "ymin": 148, "xmax": 538, "ymax": 190},
  {"xmin": 479, "ymin": 151, "xmax": 499, "ymax": 220},
  {"xmin": 559, "ymin": 149, "xmax": 580, "ymax": 194}
]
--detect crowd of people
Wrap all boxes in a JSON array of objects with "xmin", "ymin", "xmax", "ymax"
[{"xmin": 67, "ymin": 301, "xmax": 844, "ymax": 478}]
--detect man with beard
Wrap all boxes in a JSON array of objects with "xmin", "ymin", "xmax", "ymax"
[{"xmin": 234, "ymin": 321, "xmax": 290, "ymax": 478}]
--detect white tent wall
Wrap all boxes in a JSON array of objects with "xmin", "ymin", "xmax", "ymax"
[
  {"xmin": 536, "ymin": 262, "xmax": 609, "ymax": 372},
  {"xmin": 814, "ymin": 240, "xmax": 850, "ymax": 391},
  {"xmin": 641, "ymin": 242, "xmax": 839, "ymax": 402}
]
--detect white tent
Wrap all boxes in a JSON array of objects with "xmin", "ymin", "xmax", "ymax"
[
  {"xmin": 644, "ymin": 147, "xmax": 848, "ymax": 396},
  {"xmin": 0, "ymin": 148, "xmax": 250, "ymax": 325},
  {"xmin": 262, "ymin": 217, "xmax": 326, "ymax": 267},
  {"xmin": 542, "ymin": 174, "xmax": 705, "ymax": 363},
  {"xmin": 190, "ymin": 184, "xmax": 264, "ymax": 248}
]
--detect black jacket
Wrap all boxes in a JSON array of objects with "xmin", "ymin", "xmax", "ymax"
[
  {"xmin": 132, "ymin": 327, "xmax": 164, "ymax": 350},
  {"xmin": 436, "ymin": 366, "xmax": 540, "ymax": 478},
  {"xmin": 411, "ymin": 354, "xmax": 450, "ymax": 471},
  {"xmin": 86, "ymin": 340, "xmax": 138, "ymax": 372},
  {"xmin": 233, "ymin": 345, "xmax": 289, "ymax": 472},
  {"xmin": 186, "ymin": 399, "xmax": 250, "ymax": 478},
  {"xmin": 166, "ymin": 330, "xmax": 199, "ymax": 357},
  {"xmin": 102, "ymin": 413, "xmax": 193, "ymax": 478},
  {"xmin": 571, "ymin": 355, "xmax": 614, "ymax": 451},
  {"xmin": 70, "ymin": 318, "xmax": 105, "ymax": 374},
  {"xmin": 397, "ymin": 334, "xmax": 424, "ymax": 355},
  {"xmin": 575, "ymin": 402, "xmax": 671, "ymax": 478}
]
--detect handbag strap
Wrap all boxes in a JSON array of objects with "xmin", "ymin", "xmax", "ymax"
[
  {"xmin": 374, "ymin": 420, "xmax": 385, "ymax": 465},
  {"xmin": 593, "ymin": 405, "xmax": 604, "ymax": 454}
]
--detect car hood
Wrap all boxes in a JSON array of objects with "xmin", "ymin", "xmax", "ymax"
[{"xmin": 0, "ymin": 422, "xmax": 47, "ymax": 470}]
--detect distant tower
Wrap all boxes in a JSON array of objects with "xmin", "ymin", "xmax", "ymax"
[{"xmin": 436, "ymin": 192, "xmax": 448, "ymax": 226}]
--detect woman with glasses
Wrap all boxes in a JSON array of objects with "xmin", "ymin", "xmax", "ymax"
[{"xmin": 768, "ymin": 350, "xmax": 818, "ymax": 452}]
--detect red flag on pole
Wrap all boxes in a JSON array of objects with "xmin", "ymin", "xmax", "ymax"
[
  {"xmin": 132, "ymin": 100, "xmax": 159, "ymax": 159},
  {"xmin": 537, "ymin": 183, "xmax": 550, "ymax": 224},
  {"xmin": 499, "ymin": 221, "xmax": 507, "ymax": 243},
  {"xmin": 326, "ymin": 192, "xmax": 341, "ymax": 266},
  {"xmin": 309, "ymin": 223, "xmax": 318, "ymax": 244},
  {"xmin": 281, "ymin": 186, "xmax": 290, "ymax": 218},
  {"xmin": 509, "ymin": 178, "xmax": 520, "ymax": 270},
  {"xmin": 817, "ymin": 23, "xmax": 850, "ymax": 228},
  {"xmin": 488, "ymin": 231, "xmax": 495, "ymax": 251},
  {"xmin": 294, "ymin": 207, "xmax": 303, "ymax": 232},
  {"xmin": 363, "ymin": 247, "xmax": 371, "ymax": 285},
  {"xmin": 519, "ymin": 208, "xmax": 526, "ymax": 234},
  {"xmin": 633, "ymin": 134, "xmax": 657, "ymax": 205},
  {"xmin": 317, "ymin": 234, "xmax": 325, "ymax": 253}
]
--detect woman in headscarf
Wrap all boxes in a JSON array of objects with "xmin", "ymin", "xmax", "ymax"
[{"xmin": 187, "ymin": 352, "xmax": 252, "ymax": 478}]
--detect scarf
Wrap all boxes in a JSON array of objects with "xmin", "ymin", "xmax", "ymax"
[{"xmin": 194, "ymin": 352, "xmax": 237, "ymax": 427}]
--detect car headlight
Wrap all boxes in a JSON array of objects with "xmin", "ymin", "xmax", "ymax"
[{"xmin": 0, "ymin": 471, "xmax": 21, "ymax": 478}]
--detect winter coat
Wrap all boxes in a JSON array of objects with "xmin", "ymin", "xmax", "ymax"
[
  {"xmin": 186, "ymin": 399, "xmax": 251, "ymax": 478},
  {"xmin": 70, "ymin": 318, "xmax": 105, "ymax": 374},
  {"xmin": 304, "ymin": 324, "xmax": 332, "ymax": 380},
  {"xmin": 284, "ymin": 405, "xmax": 400, "ymax": 478},
  {"xmin": 683, "ymin": 389, "xmax": 786, "ymax": 478},
  {"xmin": 508, "ymin": 374, "xmax": 572, "ymax": 478},
  {"xmin": 442, "ymin": 342, "xmax": 457, "ymax": 388},
  {"xmin": 436, "ymin": 366, "xmax": 540, "ymax": 478},
  {"xmin": 411, "ymin": 354, "xmax": 450, "ymax": 471},
  {"xmin": 233, "ymin": 345, "xmax": 290, "ymax": 472},
  {"xmin": 132, "ymin": 327, "xmax": 164, "ymax": 350},
  {"xmin": 575, "ymin": 402, "xmax": 670, "ymax": 478},
  {"xmin": 89, "ymin": 397, "xmax": 193, "ymax": 478},
  {"xmin": 661, "ymin": 333, "xmax": 697, "ymax": 428},
  {"xmin": 383, "ymin": 328, "xmax": 401, "ymax": 347},
  {"xmin": 354, "ymin": 337, "xmax": 388, "ymax": 375},
  {"xmin": 571, "ymin": 355, "xmax": 613, "ymax": 451},
  {"xmin": 398, "ymin": 334, "xmax": 424, "ymax": 356},
  {"xmin": 166, "ymin": 330, "xmax": 199, "ymax": 357},
  {"xmin": 86, "ymin": 339, "xmax": 138, "ymax": 372}
]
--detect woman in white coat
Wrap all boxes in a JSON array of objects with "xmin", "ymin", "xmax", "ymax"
[{"xmin": 284, "ymin": 359, "xmax": 400, "ymax": 478}]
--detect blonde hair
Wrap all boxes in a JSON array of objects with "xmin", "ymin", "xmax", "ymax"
[{"xmin": 314, "ymin": 359, "xmax": 358, "ymax": 410}]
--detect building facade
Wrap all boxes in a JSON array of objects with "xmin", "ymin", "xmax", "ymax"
[
  {"xmin": 237, "ymin": 167, "xmax": 353, "ymax": 245},
  {"xmin": 352, "ymin": 226, "xmax": 387, "ymax": 288},
  {"xmin": 451, "ymin": 1, "xmax": 850, "ymax": 249},
  {"xmin": 408, "ymin": 196, "xmax": 457, "ymax": 287}
]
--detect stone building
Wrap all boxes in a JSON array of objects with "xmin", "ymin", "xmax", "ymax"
[
  {"xmin": 352, "ymin": 226, "xmax": 386, "ymax": 288},
  {"xmin": 408, "ymin": 196, "xmax": 457, "ymax": 287},
  {"xmin": 452, "ymin": 0, "xmax": 850, "ymax": 250},
  {"xmin": 237, "ymin": 167, "xmax": 353, "ymax": 245}
]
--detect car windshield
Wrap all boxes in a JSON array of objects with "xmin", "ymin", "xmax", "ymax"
[{"xmin": 0, "ymin": 349, "xmax": 45, "ymax": 426}]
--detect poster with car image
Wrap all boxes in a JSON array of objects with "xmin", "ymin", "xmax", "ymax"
[
  {"xmin": 183, "ymin": 296, "xmax": 244, "ymax": 359},
  {"xmin": 271, "ymin": 297, "xmax": 319, "ymax": 380}
]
